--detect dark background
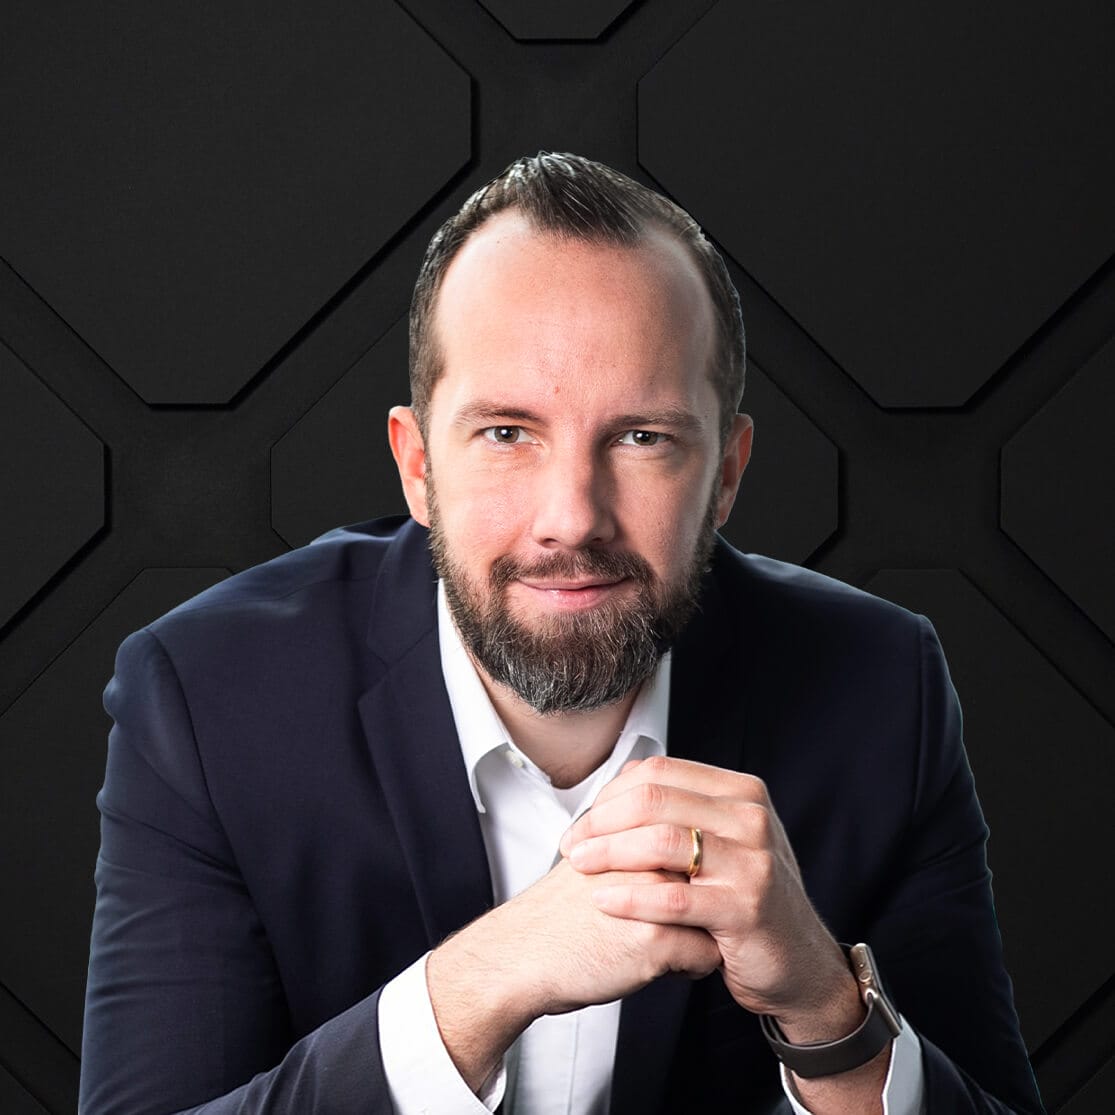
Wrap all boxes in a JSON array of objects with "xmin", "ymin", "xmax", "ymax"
[{"xmin": 1, "ymin": 2, "xmax": 1112, "ymax": 1110}]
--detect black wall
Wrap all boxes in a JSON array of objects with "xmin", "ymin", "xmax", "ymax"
[{"xmin": 1, "ymin": 2, "xmax": 1113, "ymax": 1110}]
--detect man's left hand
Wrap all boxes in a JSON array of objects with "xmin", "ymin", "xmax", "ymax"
[{"xmin": 559, "ymin": 755, "xmax": 862, "ymax": 1041}]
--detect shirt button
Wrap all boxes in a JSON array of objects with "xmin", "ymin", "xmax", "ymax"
[{"xmin": 506, "ymin": 751, "xmax": 525, "ymax": 768}]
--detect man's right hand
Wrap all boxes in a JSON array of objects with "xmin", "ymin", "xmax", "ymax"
[{"xmin": 424, "ymin": 857, "xmax": 721, "ymax": 1094}]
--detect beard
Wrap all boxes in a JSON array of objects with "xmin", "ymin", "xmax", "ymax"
[{"xmin": 426, "ymin": 471, "xmax": 718, "ymax": 715}]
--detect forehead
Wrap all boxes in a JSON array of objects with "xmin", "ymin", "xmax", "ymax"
[{"xmin": 428, "ymin": 211, "xmax": 718, "ymax": 422}]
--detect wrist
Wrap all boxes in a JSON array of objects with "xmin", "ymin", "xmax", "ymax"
[
  {"xmin": 771, "ymin": 941, "xmax": 865, "ymax": 1043},
  {"xmin": 775, "ymin": 963, "xmax": 866, "ymax": 1044},
  {"xmin": 426, "ymin": 918, "xmax": 538, "ymax": 1093},
  {"xmin": 762, "ymin": 943, "xmax": 901, "ymax": 1086}
]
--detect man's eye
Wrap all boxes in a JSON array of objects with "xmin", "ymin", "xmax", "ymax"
[
  {"xmin": 483, "ymin": 426, "xmax": 532, "ymax": 444},
  {"xmin": 618, "ymin": 430, "xmax": 664, "ymax": 447}
]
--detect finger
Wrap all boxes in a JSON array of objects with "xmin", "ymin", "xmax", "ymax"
[
  {"xmin": 591, "ymin": 755, "xmax": 770, "ymax": 809},
  {"xmin": 562, "ymin": 783, "xmax": 719, "ymax": 854},
  {"xmin": 591, "ymin": 879, "xmax": 736, "ymax": 930},
  {"xmin": 569, "ymin": 823, "xmax": 719, "ymax": 876},
  {"xmin": 658, "ymin": 926, "xmax": 724, "ymax": 981},
  {"xmin": 565, "ymin": 780, "xmax": 774, "ymax": 852}
]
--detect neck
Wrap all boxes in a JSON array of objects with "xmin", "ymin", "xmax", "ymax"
[{"xmin": 478, "ymin": 673, "xmax": 640, "ymax": 789}]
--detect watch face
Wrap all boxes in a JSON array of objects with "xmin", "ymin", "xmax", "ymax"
[
  {"xmin": 850, "ymin": 944, "xmax": 902, "ymax": 1036},
  {"xmin": 849, "ymin": 942, "xmax": 882, "ymax": 992}
]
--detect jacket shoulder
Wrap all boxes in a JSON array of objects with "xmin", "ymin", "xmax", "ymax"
[
  {"xmin": 711, "ymin": 540, "xmax": 927, "ymax": 648},
  {"xmin": 126, "ymin": 517, "xmax": 428, "ymax": 677},
  {"xmin": 156, "ymin": 517, "xmax": 409, "ymax": 622}
]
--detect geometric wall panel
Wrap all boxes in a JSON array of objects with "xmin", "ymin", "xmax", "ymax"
[
  {"xmin": 720, "ymin": 361, "xmax": 838, "ymax": 564},
  {"xmin": 0, "ymin": 981, "xmax": 77, "ymax": 1115},
  {"xmin": 640, "ymin": 1, "xmax": 1115, "ymax": 407},
  {"xmin": 271, "ymin": 318, "xmax": 411, "ymax": 548},
  {"xmin": 0, "ymin": 1068, "xmax": 48, "ymax": 1115},
  {"xmin": 866, "ymin": 569, "xmax": 1115, "ymax": 1051},
  {"xmin": 1002, "ymin": 338, "xmax": 1115, "ymax": 643},
  {"xmin": 0, "ymin": 2, "xmax": 470, "ymax": 403},
  {"xmin": 0, "ymin": 568, "xmax": 227, "ymax": 1055},
  {"xmin": 478, "ymin": 0, "xmax": 639, "ymax": 40},
  {"xmin": 1, "ymin": 2, "xmax": 1109, "ymax": 1105},
  {"xmin": 0, "ymin": 344, "xmax": 104, "ymax": 629},
  {"xmin": 1060, "ymin": 1054, "xmax": 1115, "ymax": 1115}
]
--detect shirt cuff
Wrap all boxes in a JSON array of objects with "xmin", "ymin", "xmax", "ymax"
[
  {"xmin": 779, "ymin": 1015, "xmax": 925, "ymax": 1115},
  {"xmin": 378, "ymin": 952, "xmax": 508, "ymax": 1114}
]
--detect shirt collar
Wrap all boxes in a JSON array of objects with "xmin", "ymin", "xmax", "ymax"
[{"xmin": 436, "ymin": 580, "xmax": 670, "ymax": 815}]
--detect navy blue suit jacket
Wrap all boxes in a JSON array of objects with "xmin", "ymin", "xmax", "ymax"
[{"xmin": 79, "ymin": 517, "xmax": 1043, "ymax": 1113}]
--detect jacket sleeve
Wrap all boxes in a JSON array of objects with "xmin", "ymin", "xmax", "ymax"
[
  {"xmin": 79, "ymin": 627, "xmax": 395, "ymax": 1114},
  {"xmin": 866, "ymin": 617, "xmax": 1045, "ymax": 1114}
]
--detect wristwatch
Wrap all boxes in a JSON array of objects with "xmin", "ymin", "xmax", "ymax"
[{"xmin": 759, "ymin": 943, "xmax": 902, "ymax": 1079}]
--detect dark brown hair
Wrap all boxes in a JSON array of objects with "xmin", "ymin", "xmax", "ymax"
[{"xmin": 408, "ymin": 152, "xmax": 745, "ymax": 443}]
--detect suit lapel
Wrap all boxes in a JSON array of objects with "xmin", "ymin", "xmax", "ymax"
[{"xmin": 359, "ymin": 521, "xmax": 493, "ymax": 948}]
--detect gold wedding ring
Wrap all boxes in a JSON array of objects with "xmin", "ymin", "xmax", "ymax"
[{"xmin": 686, "ymin": 827, "xmax": 704, "ymax": 878}]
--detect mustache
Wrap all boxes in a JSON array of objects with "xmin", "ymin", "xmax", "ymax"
[{"xmin": 489, "ymin": 548, "xmax": 654, "ymax": 590}]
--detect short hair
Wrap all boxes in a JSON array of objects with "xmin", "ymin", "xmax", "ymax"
[{"xmin": 408, "ymin": 152, "xmax": 746, "ymax": 445}]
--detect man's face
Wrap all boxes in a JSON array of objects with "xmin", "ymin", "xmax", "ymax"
[{"xmin": 391, "ymin": 211, "xmax": 751, "ymax": 712}]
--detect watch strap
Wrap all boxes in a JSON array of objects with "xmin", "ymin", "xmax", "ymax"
[{"xmin": 759, "ymin": 944, "xmax": 902, "ymax": 1079}]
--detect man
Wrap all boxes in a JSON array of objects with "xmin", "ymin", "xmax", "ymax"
[{"xmin": 80, "ymin": 154, "xmax": 1043, "ymax": 1113}]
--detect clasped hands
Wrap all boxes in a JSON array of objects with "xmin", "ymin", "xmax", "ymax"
[
  {"xmin": 426, "ymin": 756, "xmax": 871, "ymax": 1094},
  {"xmin": 557, "ymin": 755, "xmax": 858, "ymax": 1036}
]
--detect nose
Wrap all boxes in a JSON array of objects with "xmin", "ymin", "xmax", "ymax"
[{"xmin": 529, "ymin": 446, "xmax": 616, "ymax": 550}]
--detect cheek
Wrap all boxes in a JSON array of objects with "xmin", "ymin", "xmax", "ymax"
[
  {"xmin": 621, "ymin": 488, "xmax": 705, "ymax": 570},
  {"xmin": 438, "ymin": 479, "xmax": 524, "ymax": 558}
]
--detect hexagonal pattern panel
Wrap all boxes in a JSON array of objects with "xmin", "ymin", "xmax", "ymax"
[
  {"xmin": 271, "ymin": 326, "xmax": 838, "ymax": 562},
  {"xmin": 272, "ymin": 318, "xmax": 411, "ymax": 548},
  {"xmin": 0, "ymin": 344, "xmax": 104, "ymax": 629},
  {"xmin": 1060, "ymin": 1053, "xmax": 1115, "ymax": 1115},
  {"xmin": 0, "ymin": 2, "xmax": 470, "ymax": 403},
  {"xmin": 721, "ymin": 361, "xmax": 838, "ymax": 564},
  {"xmin": 0, "ymin": 568, "xmax": 227, "ymax": 1053},
  {"xmin": 0, "ymin": 1067, "xmax": 48, "ymax": 1115},
  {"xmin": 639, "ymin": 1, "xmax": 1115, "ymax": 407},
  {"xmin": 478, "ymin": 0, "xmax": 638, "ymax": 40},
  {"xmin": 1002, "ymin": 339, "xmax": 1115, "ymax": 643},
  {"xmin": 866, "ymin": 569, "xmax": 1115, "ymax": 1049}
]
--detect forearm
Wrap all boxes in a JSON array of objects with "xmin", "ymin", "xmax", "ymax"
[{"xmin": 425, "ymin": 906, "xmax": 539, "ymax": 1094}]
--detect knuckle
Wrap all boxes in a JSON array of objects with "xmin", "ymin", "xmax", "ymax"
[
  {"xmin": 655, "ymin": 824, "xmax": 685, "ymax": 859},
  {"xmin": 733, "ymin": 801, "xmax": 770, "ymax": 844},
  {"xmin": 735, "ymin": 885, "xmax": 761, "ymax": 925},
  {"xmin": 745, "ymin": 774, "xmax": 770, "ymax": 803},
  {"xmin": 749, "ymin": 803, "xmax": 773, "ymax": 843},
  {"xmin": 750, "ymin": 849, "xmax": 776, "ymax": 891},
  {"xmin": 636, "ymin": 781, "xmax": 667, "ymax": 817},
  {"xmin": 630, "ymin": 918, "xmax": 661, "ymax": 954},
  {"xmin": 663, "ymin": 883, "xmax": 690, "ymax": 916},
  {"xmin": 643, "ymin": 754, "xmax": 672, "ymax": 778}
]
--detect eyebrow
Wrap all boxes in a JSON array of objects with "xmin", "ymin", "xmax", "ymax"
[
  {"xmin": 451, "ymin": 401, "xmax": 704, "ymax": 433},
  {"xmin": 451, "ymin": 403, "xmax": 543, "ymax": 428},
  {"xmin": 608, "ymin": 407, "xmax": 704, "ymax": 433}
]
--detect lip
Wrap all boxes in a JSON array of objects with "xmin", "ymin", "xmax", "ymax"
[
  {"xmin": 518, "ymin": 577, "xmax": 624, "ymax": 591},
  {"xmin": 513, "ymin": 576, "xmax": 631, "ymax": 610}
]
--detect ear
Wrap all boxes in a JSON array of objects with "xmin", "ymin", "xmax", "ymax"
[
  {"xmin": 714, "ymin": 413, "xmax": 754, "ymax": 527},
  {"xmin": 388, "ymin": 406, "xmax": 430, "ymax": 526}
]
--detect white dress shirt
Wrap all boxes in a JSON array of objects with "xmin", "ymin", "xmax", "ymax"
[{"xmin": 378, "ymin": 582, "xmax": 925, "ymax": 1113}]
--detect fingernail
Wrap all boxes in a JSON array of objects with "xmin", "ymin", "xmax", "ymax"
[{"xmin": 569, "ymin": 842, "xmax": 587, "ymax": 865}]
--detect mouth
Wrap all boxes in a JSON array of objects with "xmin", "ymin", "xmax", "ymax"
[{"xmin": 513, "ymin": 576, "xmax": 632, "ymax": 610}]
